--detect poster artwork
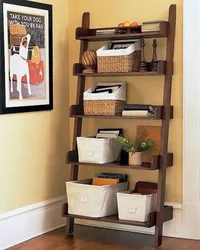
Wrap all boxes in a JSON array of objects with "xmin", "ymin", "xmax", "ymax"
[{"xmin": 8, "ymin": 11, "xmax": 46, "ymax": 101}]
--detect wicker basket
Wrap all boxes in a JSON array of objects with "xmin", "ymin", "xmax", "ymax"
[
  {"xmin": 98, "ymin": 50, "xmax": 141, "ymax": 73},
  {"xmin": 84, "ymin": 100, "xmax": 125, "ymax": 116}
]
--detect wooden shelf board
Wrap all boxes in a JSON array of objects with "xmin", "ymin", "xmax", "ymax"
[
  {"xmin": 62, "ymin": 203, "xmax": 173, "ymax": 228},
  {"xmin": 77, "ymin": 33, "xmax": 167, "ymax": 41},
  {"xmin": 70, "ymin": 114, "xmax": 157, "ymax": 120},
  {"xmin": 76, "ymin": 22, "xmax": 168, "ymax": 42},
  {"xmin": 74, "ymin": 71, "xmax": 165, "ymax": 77},
  {"xmin": 69, "ymin": 105, "xmax": 174, "ymax": 120},
  {"xmin": 73, "ymin": 61, "xmax": 167, "ymax": 77},
  {"xmin": 67, "ymin": 160, "xmax": 156, "ymax": 170},
  {"xmin": 66, "ymin": 151, "xmax": 173, "ymax": 170}
]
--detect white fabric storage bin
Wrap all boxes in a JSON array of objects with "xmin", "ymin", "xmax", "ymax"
[
  {"xmin": 96, "ymin": 40, "xmax": 140, "ymax": 57},
  {"xmin": 77, "ymin": 137, "xmax": 121, "ymax": 164},
  {"xmin": 117, "ymin": 191, "xmax": 157, "ymax": 222},
  {"xmin": 66, "ymin": 179, "xmax": 128, "ymax": 218},
  {"xmin": 83, "ymin": 82, "xmax": 126, "ymax": 102}
]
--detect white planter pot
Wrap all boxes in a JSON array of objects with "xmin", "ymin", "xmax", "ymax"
[{"xmin": 129, "ymin": 152, "xmax": 142, "ymax": 165}]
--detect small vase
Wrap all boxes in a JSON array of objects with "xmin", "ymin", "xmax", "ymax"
[{"xmin": 129, "ymin": 152, "xmax": 142, "ymax": 166}]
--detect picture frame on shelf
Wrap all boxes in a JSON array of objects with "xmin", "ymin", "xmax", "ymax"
[{"xmin": 0, "ymin": 0, "xmax": 53, "ymax": 114}]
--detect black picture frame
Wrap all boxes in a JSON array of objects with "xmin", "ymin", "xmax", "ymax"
[{"xmin": 0, "ymin": 0, "xmax": 53, "ymax": 114}]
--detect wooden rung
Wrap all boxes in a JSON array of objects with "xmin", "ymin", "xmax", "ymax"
[
  {"xmin": 66, "ymin": 151, "xmax": 173, "ymax": 170},
  {"xmin": 61, "ymin": 203, "xmax": 173, "ymax": 228},
  {"xmin": 75, "ymin": 21, "xmax": 169, "ymax": 41},
  {"xmin": 69, "ymin": 104, "xmax": 173, "ymax": 120},
  {"xmin": 73, "ymin": 61, "xmax": 167, "ymax": 76}
]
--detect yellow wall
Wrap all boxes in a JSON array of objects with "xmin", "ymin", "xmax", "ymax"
[
  {"xmin": 68, "ymin": 0, "xmax": 183, "ymax": 203},
  {"xmin": 0, "ymin": 0, "xmax": 70, "ymax": 213},
  {"xmin": 0, "ymin": 0, "xmax": 183, "ymax": 214}
]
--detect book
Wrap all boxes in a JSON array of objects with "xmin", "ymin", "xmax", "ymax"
[
  {"xmin": 96, "ymin": 128, "xmax": 121, "ymax": 138},
  {"xmin": 142, "ymin": 26, "xmax": 160, "ymax": 32},
  {"xmin": 141, "ymin": 21, "xmax": 167, "ymax": 33},
  {"xmin": 124, "ymin": 104, "xmax": 154, "ymax": 112},
  {"xmin": 96, "ymin": 133, "xmax": 118, "ymax": 138},
  {"xmin": 142, "ymin": 20, "xmax": 164, "ymax": 24},
  {"xmin": 96, "ymin": 29, "xmax": 115, "ymax": 35},
  {"xmin": 97, "ymin": 129, "xmax": 122, "ymax": 135},
  {"xmin": 122, "ymin": 110, "xmax": 152, "ymax": 117},
  {"xmin": 92, "ymin": 177, "xmax": 119, "ymax": 186},
  {"xmin": 98, "ymin": 130, "xmax": 120, "ymax": 134},
  {"xmin": 94, "ymin": 173, "xmax": 128, "ymax": 183},
  {"xmin": 142, "ymin": 28, "xmax": 160, "ymax": 32}
]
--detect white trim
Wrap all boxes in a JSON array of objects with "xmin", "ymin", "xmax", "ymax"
[
  {"xmin": 0, "ymin": 195, "xmax": 66, "ymax": 221},
  {"xmin": 0, "ymin": 195, "xmax": 66, "ymax": 249},
  {"xmin": 165, "ymin": 202, "xmax": 182, "ymax": 210},
  {"xmin": 0, "ymin": 195, "xmax": 182, "ymax": 249},
  {"xmin": 76, "ymin": 203, "xmax": 183, "ymax": 238},
  {"xmin": 183, "ymin": 0, "xmax": 200, "ymax": 239}
]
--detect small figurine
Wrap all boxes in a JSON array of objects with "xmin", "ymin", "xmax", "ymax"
[
  {"xmin": 151, "ymin": 39, "xmax": 158, "ymax": 72},
  {"xmin": 139, "ymin": 39, "xmax": 148, "ymax": 72}
]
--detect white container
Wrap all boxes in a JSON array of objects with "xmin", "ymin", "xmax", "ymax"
[
  {"xmin": 66, "ymin": 179, "xmax": 128, "ymax": 218},
  {"xmin": 117, "ymin": 190, "xmax": 157, "ymax": 222},
  {"xmin": 84, "ymin": 82, "xmax": 126, "ymax": 102},
  {"xmin": 129, "ymin": 152, "xmax": 142, "ymax": 165},
  {"xmin": 77, "ymin": 137, "xmax": 121, "ymax": 164},
  {"xmin": 96, "ymin": 40, "xmax": 140, "ymax": 57}
]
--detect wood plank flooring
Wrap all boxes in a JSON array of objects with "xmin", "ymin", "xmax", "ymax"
[{"xmin": 9, "ymin": 225, "xmax": 200, "ymax": 250}]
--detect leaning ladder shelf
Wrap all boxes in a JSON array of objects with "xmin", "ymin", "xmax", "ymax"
[{"xmin": 62, "ymin": 5, "xmax": 176, "ymax": 248}]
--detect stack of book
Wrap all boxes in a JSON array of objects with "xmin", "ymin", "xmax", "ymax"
[
  {"xmin": 92, "ymin": 173, "xmax": 128, "ymax": 186},
  {"xmin": 141, "ymin": 20, "xmax": 165, "ymax": 32},
  {"xmin": 96, "ymin": 29, "xmax": 115, "ymax": 36},
  {"xmin": 96, "ymin": 128, "xmax": 122, "ymax": 139},
  {"xmin": 122, "ymin": 104, "xmax": 154, "ymax": 117}
]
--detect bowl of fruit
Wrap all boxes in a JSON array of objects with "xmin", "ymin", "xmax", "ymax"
[{"xmin": 115, "ymin": 21, "xmax": 141, "ymax": 34}]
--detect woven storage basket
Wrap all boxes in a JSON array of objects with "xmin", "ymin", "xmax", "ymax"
[
  {"xmin": 97, "ymin": 40, "xmax": 141, "ymax": 73},
  {"xmin": 98, "ymin": 50, "xmax": 140, "ymax": 73},
  {"xmin": 84, "ymin": 100, "xmax": 125, "ymax": 116}
]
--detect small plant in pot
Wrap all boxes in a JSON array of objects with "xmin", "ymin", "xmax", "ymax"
[{"xmin": 116, "ymin": 135, "xmax": 155, "ymax": 165}]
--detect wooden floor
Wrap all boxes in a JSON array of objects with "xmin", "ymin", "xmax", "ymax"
[{"xmin": 9, "ymin": 225, "xmax": 200, "ymax": 250}]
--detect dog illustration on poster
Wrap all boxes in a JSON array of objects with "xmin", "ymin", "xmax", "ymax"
[
  {"xmin": 7, "ymin": 12, "xmax": 46, "ymax": 101},
  {"xmin": 10, "ymin": 34, "xmax": 31, "ymax": 99}
]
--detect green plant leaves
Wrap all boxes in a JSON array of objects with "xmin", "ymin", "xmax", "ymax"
[{"xmin": 115, "ymin": 135, "xmax": 155, "ymax": 154}]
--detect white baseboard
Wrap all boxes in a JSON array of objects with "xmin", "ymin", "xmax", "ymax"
[
  {"xmin": 0, "ymin": 196, "xmax": 183, "ymax": 249},
  {"xmin": 0, "ymin": 196, "xmax": 67, "ymax": 250}
]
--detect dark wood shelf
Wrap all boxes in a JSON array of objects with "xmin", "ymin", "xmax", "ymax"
[
  {"xmin": 66, "ymin": 151, "xmax": 173, "ymax": 170},
  {"xmin": 76, "ymin": 22, "xmax": 168, "ymax": 41},
  {"xmin": 62, "ymin": 203, "xmax": 173, "ymax": 228},
  {"xmin": 64, "ymin": 5, "xmax": 176, "ymax": 247},
  {"xmin": 69, "ymin": 105, "xmax": 174, "ymax": 120},
  {"xmin": 73, "ymin": 61, "xmax": 167, "ymax": 77}
]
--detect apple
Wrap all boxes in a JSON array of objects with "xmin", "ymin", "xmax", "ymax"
[
  {"xmin": 131, "ymin": 22, "xmax": 139, "ymax": 27},
  {"xmin": 123, "ymin": 21, "xmax": 131, "ymax": 27},
  {"xmin": 118, "ymin": 23, "xmax": 124, "ymax": 28}
]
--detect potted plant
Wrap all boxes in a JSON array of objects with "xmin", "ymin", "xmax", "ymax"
[{"xmin": 116, "ymin": 135, "xmax": 155, "ymax": 165}]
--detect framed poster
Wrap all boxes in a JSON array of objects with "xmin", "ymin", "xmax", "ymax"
[{"xmin": 0, "ymin": 0, "xmax": 53, "ymax": 114}]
